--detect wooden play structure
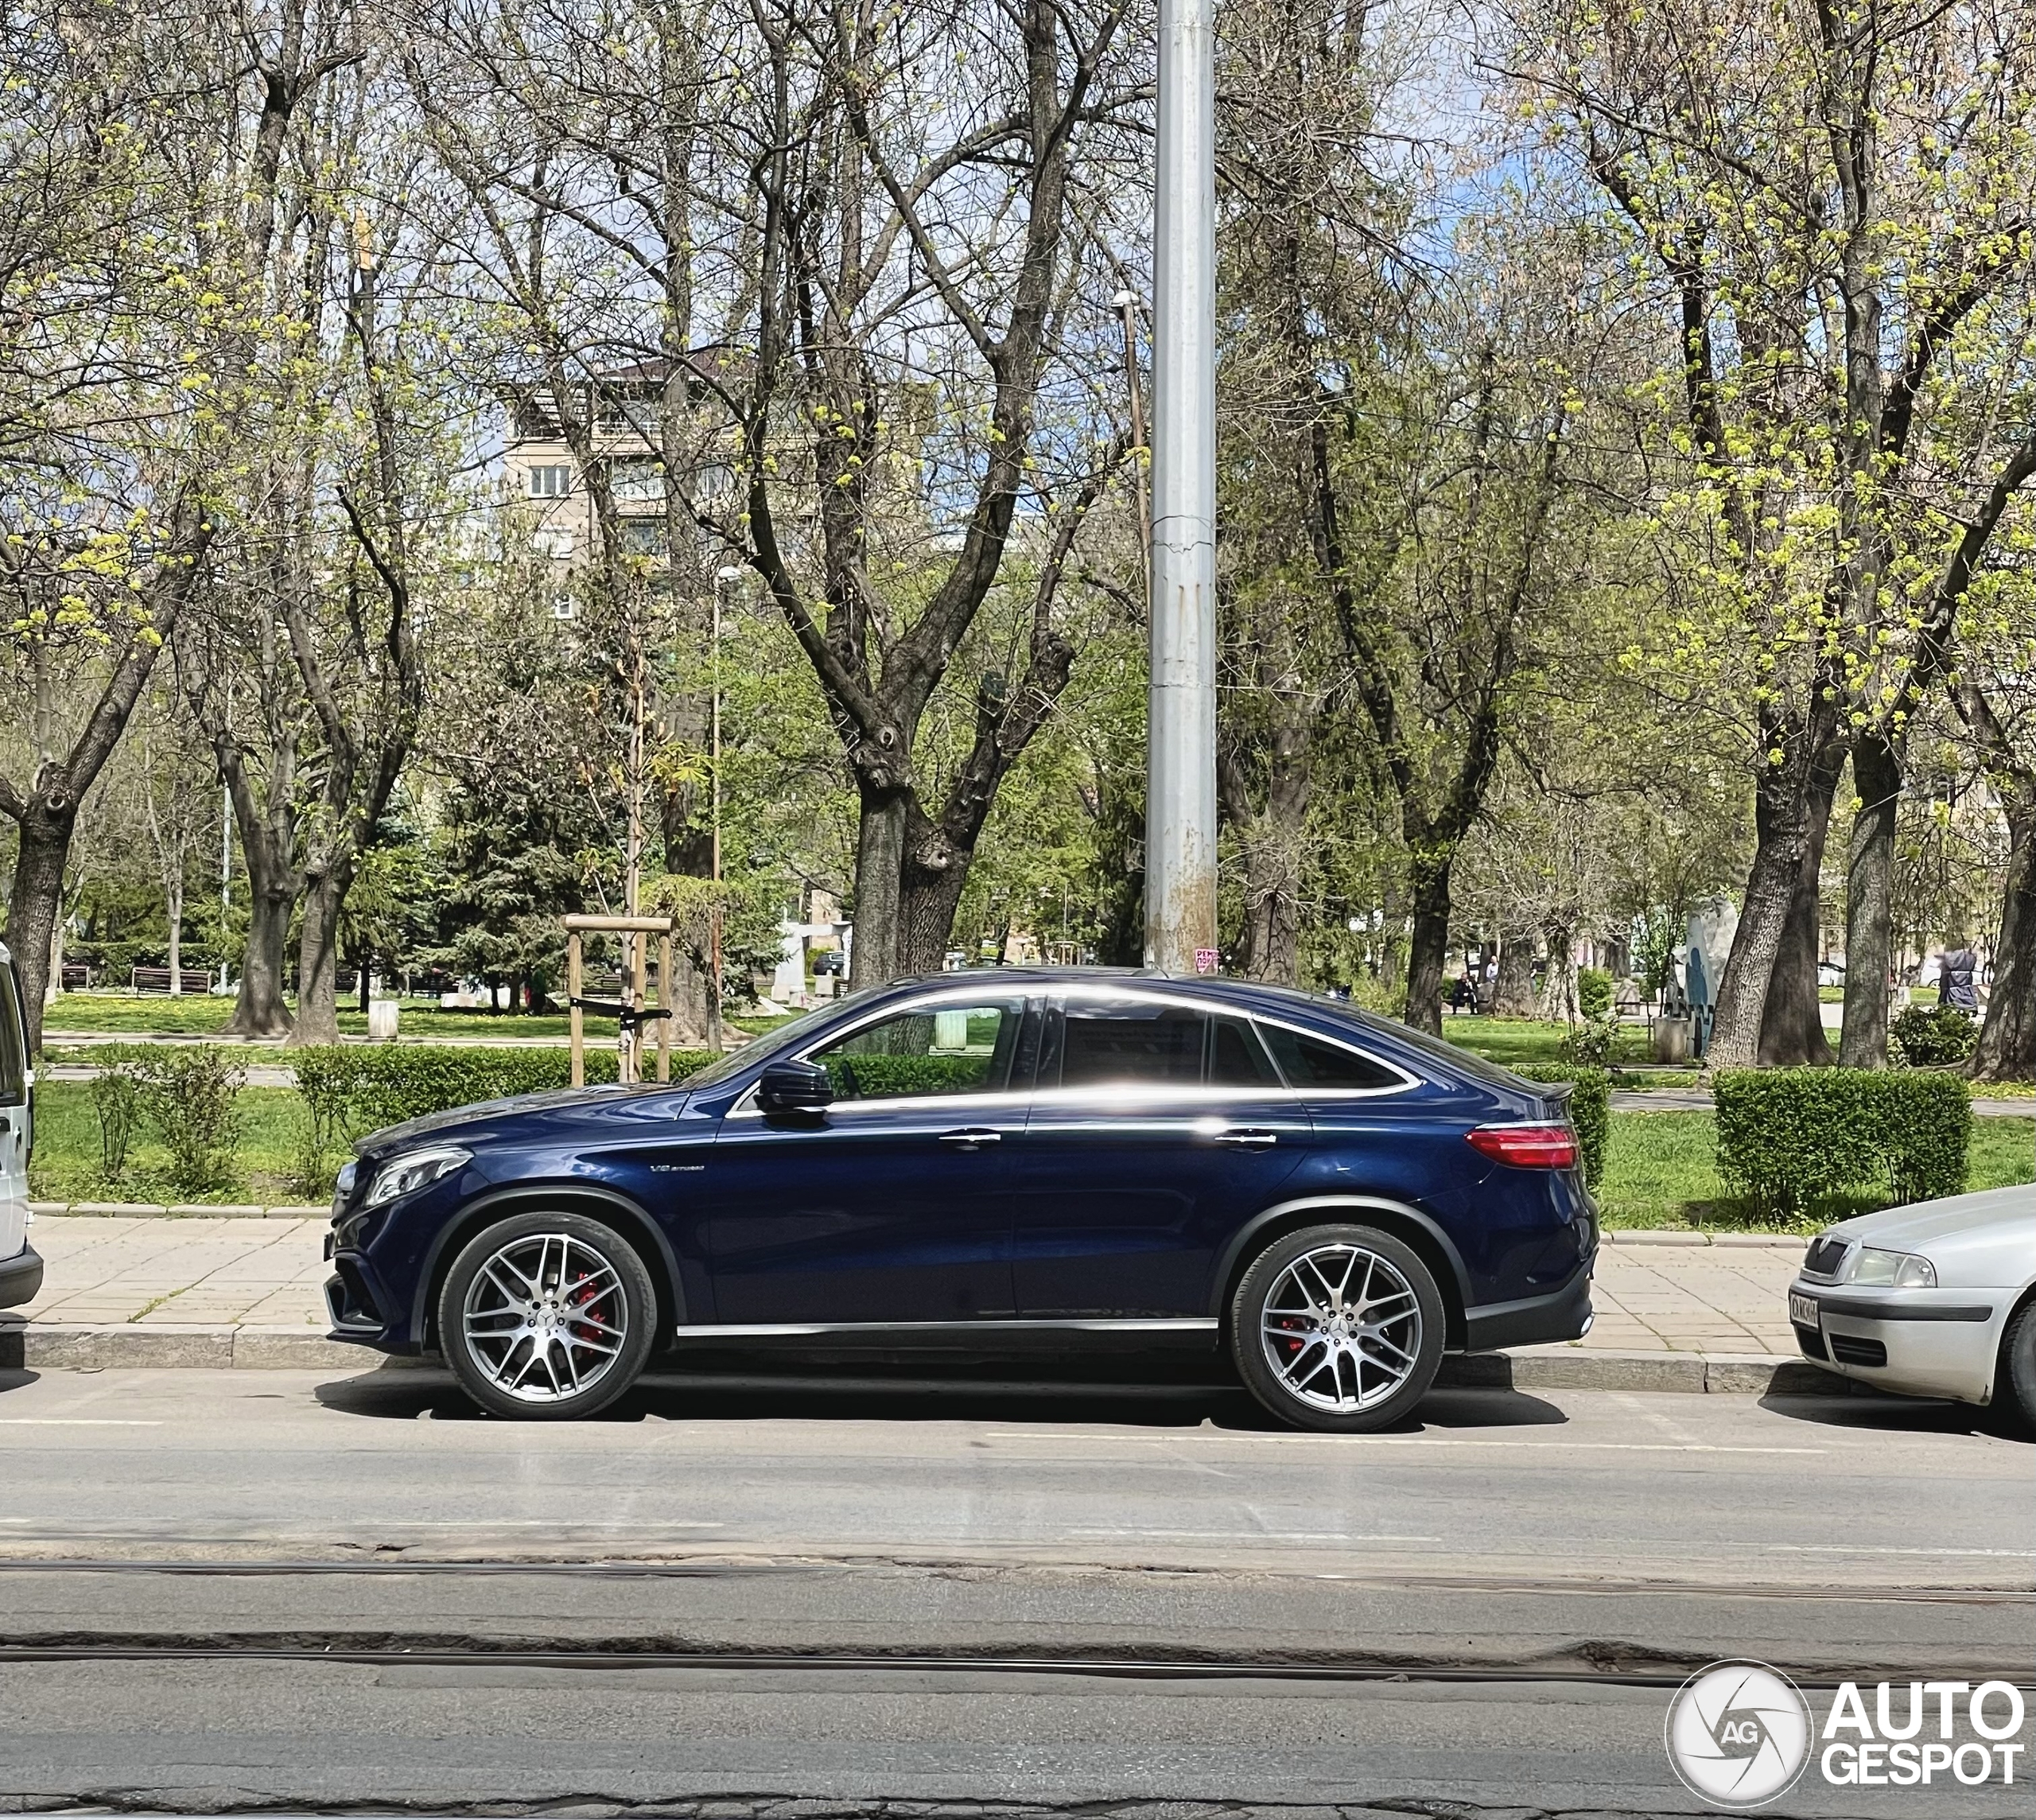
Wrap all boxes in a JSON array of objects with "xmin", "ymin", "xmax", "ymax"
[{"xmin": 563, "ymin": 912, "xmax": 678, "ymax": 1087}]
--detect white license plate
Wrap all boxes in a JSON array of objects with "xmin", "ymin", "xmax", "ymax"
[{"xmin": 1789, "ymin": 1291, "xmax": 1820, "ymax": 1328}]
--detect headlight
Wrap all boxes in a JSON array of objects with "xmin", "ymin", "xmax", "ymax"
[
  {"xmin": 1846, "ymin": 1246, "xmax": 1936, "ymax": 1289},
  {"xmin": 363, "ymin": 1146, "xmax": 471, "ymax": 1209}
]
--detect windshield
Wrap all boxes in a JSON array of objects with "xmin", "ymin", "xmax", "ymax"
[{"xmin": 682, "ymin": 996, "xmax": 854, "ymax": 1089}]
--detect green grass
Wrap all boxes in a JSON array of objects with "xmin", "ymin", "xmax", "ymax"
[
  {"xmin": 40, "ymin": 993, "xmax": 618, "ymax": 1040},
  {"xmin": 29, "ymin": 1083, "xmax": 317, "ymax": 1206},
  {"xmin": 1439, "ymin": 1015, "xmax": 1653, "ymax": 1070},
  {"xmin": 1598, "ymin": 1110, "xmax": 2035, "ymax": 1231}
]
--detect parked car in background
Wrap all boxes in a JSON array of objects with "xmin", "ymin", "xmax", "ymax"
[
  {"xmin": 0, "ymin": 943, "xmax": 41, "ymax": 1312},
  {"xmin": 324, "ymin": 970, "xmax": 1598, "ymax": 1431},
  {"xmin": 1789, "ymin": 1186, "xmax": 2036, "ymax": 1424}
]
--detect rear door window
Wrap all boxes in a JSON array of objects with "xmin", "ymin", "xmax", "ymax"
[{"xmin": 1059, "ymin": 999, "xmax": 1207, "ymax": 1087}]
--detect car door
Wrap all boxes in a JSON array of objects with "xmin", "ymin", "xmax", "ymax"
[
  {"xmin": 0, "ymin": 957, "xmax": 29, "ymax": 1273},
  {"xmin": 1010, "ymin": 990, "xmax": 1311, "ymax": 1317},
  {"xmin": 701, "ymin": 990, "xmax": 1035, "ymax": 1324}
]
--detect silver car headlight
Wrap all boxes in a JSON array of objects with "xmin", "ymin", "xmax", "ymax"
[
  {"xmin": 1844, "ymin": 1246, "xmax": 1936, "ymax": 1289},
  {"xmin": 363, "ymin": 1146, "xmax": 472, "ymax": 1209}
]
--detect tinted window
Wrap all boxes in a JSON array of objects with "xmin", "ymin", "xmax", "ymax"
[
  {"xmin": 1260, "ymin": 1022, "xmax": 1403, "ymax": 1091},
  {"xmin": 0, "ymin": 964, "xmax": 24, "ymax": 1105},
  {"xmin": 812, "ymin": 1000, "xmax": 1022, "ymax": 1101},
  {"xmin": 1209, "ymin": 1014, "xmax": 1280, "ymax": 1087},
  {"xmin": 1060, "ymin": 1001, "xmax": 1205, "ymax": 1086}
]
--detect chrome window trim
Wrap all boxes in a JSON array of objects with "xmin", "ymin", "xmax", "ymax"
[
  {"xmin": 1247, "ymin": 1009, "xmax": 1420, "ymax": 1098},
  {"xmin": 729, "ymin": 985, "xmax": 1035, "ymax": 1119}
]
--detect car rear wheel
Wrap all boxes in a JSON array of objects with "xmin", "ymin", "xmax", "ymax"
[
  {"xmin": 1230, "ymin": 1223, "xmax": 1444, "ymax": 1433},
  {"xmin": 438, "ymin": 1211, "xmax": 655, "ymax": 1420},
  {"xmin": 2003, "ymin": 1299, "xmax": 2036, "ymax": 1434}
]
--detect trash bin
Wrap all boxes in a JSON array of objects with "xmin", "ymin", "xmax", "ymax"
[
  {"xmin": 367, "ymin": 1000, "xmax": 400, "ymax": 1042},
  {"xmin": 1653, "ymin": 1017, "xmax": 1691, "ymax": 1064}
]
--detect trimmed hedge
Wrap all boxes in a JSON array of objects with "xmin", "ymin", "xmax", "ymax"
[
  {"xmin": 823, "ymin": 1053, "xmax": 995, "ymax": 1099},
  {"xmin": 1513, "ymin": 1065, "xmax": 1609, "ymax": 1187},
  {"xmin": 1712, "ymin": 1068, "xmax": 1972, "ymax": 1215},
  {"xmin": 292, "ymin": 1044, "xmax": 718, "ymax": 1147}
]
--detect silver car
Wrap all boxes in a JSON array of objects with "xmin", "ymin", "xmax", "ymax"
[
  {"xmin": 0, "ymin": 940, "xmax": 37, "ymax": 1312},
  {"xmin": 1789, "ymin": 1184, "xmax": 2036, "ymax": 1422}
]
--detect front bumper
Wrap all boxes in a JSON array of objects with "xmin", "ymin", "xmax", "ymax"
[
  {"xmin": 1789, "ymin": 1278, "xmax": 1999, "ymax": 1404},
  {"xmin": 1462, "ymin": 1254, "xmax": 1595, "ymax": 1351},
  {"xmin": 324, "ymin": 1249, "xmax": 420, "ymax": 1353},
  {"xmin": 0, "ymin": 1242, "xmax": 43, "ymax": 1310}
]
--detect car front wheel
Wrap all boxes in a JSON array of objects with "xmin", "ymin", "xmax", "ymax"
[
  {"xmin": 1230, "ymin": 1223, "xmax": 1445, "ymax": 1433},
  {"xmin": 437, "ymin": 1211, "xmax": 655, "ymax": 1420},
  {"xmin": 2003, "ymin": 1299, "xmax": 2036, "ymax": 1434}
]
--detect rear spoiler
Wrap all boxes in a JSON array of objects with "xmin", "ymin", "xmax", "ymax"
[{"xmin": 1534, "ymin": 1078, "xmax": 1577, "ymax": 1105}]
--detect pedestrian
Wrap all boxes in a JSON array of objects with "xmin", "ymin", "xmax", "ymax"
[
  {"xmin": 1448, "ymin": 973, "xmax": 1478, "ymax": 1016},
  {"xmin": 1938, "ymin": 936, "xmax": 1980, "ymax": 1014}
]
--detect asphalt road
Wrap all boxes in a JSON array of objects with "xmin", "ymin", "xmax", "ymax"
[{"xmin": 1, "ymin": 1362, "xmax": 2030, "ymax": 1817}]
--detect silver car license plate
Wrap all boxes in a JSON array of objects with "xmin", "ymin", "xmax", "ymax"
[{"xmin": 1789, "ymin": 1291, "xmax": 1820, "ymax": 1328}]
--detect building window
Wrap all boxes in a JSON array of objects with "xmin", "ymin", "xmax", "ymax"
[
  {"xmin": 533, "ymin": 528, "xmax": 576, "ymax": 558},
  {"xmin": 528, "ymin": 464, "xmax": 573, "ymax": 499},
  {"xmin": 610, "ymin": 457, "xmax": 664, "ymax": 504}
]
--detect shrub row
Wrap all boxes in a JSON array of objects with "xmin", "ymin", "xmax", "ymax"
[
  {"xmin": 1712, "ymin": 1068, "xmax": 1971, "ymax": 1215},
  {"xmin": 290, "ymin": 1043, "xmax": 722, "ymax": 1149},
  {"xmin": 1513, "ymin": 1065, "xmax": 1609, "ymax": 1188}
]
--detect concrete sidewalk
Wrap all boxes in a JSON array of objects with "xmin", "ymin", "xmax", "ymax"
[{"xmin": 0, "ymin": 1212, "xmax": 1828, "ymax": 1392}]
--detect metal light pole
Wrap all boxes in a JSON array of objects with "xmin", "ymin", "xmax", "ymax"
[
  {"xmin": 1144, "ymin": 0, "xmax": 1218, "ymax": 976},
  {"xmin": 713, "ymin": 566, "xmax": 743, "ymax": 1043}
]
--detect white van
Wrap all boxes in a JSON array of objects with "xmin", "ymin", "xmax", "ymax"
[{"xmin": 0, "ymin": 939, "xmax": 41, "ymax": 1309}]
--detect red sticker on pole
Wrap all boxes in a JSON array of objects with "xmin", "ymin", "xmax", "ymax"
[{"xmin": 1194, "ymin": 948, "xmax": 1218, "ymax": 974}]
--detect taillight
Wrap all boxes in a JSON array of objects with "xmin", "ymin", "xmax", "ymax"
[{"xmin": 1467, "ymin": 1122, "xmax": 1578, "ymax": 1169}]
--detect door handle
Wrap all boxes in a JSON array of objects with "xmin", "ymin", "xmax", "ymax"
[
  {"xmin": 1211, "ymin": 1127, "xmax": 1278, "ymax": 1148},
  {"xmin": 938, "ymin": 1127, "xmax": 1001, "ymax": 1149}
]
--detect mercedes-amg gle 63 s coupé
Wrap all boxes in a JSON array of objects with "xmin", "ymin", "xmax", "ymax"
[{"xmin": 324, "ymin": 971, "xmax": 1597, "ymax": 1431}]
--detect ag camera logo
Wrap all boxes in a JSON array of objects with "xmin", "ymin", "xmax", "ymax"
[{"xmin": 1665, "ymin": 1660, "xmax": 1813, "ymax": 1808}]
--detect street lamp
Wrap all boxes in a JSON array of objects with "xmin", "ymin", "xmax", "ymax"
[{"xmin": 1145, "ymin": 0, "xmax": 1218, "ymax": 976}]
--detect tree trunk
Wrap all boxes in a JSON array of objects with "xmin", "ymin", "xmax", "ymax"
[
  {"xmin": 1222, "ymin": 729, "xmax": 1310, "ymax": 986},
  {"xmin": 846, "ymin": 788, "xmax": 910, "ymax": 992},
  {"xmin": 1490, "ymin": 931, "xmax": 1539, "ymax": 1017},
  {"xmin": 290, "ymin": 863, "xmax": 350, "ymax": 1047},
  {"xmin": 1402, "ymin": 858, "xmax": 1452, "ymax": 1036},
  {"xmin": 1971, "ymin": 791, "xmax": 2036, "ymax": 1082},
  {"xmin": 166, "ymin": 877, "xmax": 185, "ymax": 996},
  {"xmin": 2, "ymin": 803, "xmax": 73, "ymax": 1055},
  {"xmin": 1840, "ymin": 730, "xmax": 1901, "ymax": 1067},
  {"xmin": 1710, "ymin": 745, "xmax": 1830, "ymax": 1068},
  {"xmin": 1758, "ymin": 762, "xmax": 1838, "ymax": 1066},
  {"xmin": 896, "ymin": 846, "xmax": 973, "ymax": 979},
  {"xmin": 1538, "ymin": 925, "xmax": 1578, "ymax": 1023},
  {"xmin": 230, "ymin": 849, "xmax": 297, "ymax": 1038}
]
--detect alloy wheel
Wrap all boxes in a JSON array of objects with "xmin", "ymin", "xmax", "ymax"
[
  {"xmin": 1258, "ymin": 1241, "xmax": 1423, "ymax": 1413},
  {"xmin": 459, "ymin": 1231, "xmax": 631, "ymax": 1403}
]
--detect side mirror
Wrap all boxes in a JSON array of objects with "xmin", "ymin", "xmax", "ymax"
[{"xmin": 758, "ymin": 1059, "xmax": 834, "ymax": 1115}]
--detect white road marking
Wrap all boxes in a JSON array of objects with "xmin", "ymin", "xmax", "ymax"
[
  {"xmin": 1000, "ymin": 1433, "xmax": 1823, "ymax": 1454},
  {"xmin": 1066, "ymin": 1528, "xmax": 1443, "ymax": 1542},
  {"xmin": 1767, "ymin": 1545, "xmax": 2036, "ymax": 1559},
  {"xmin": 0, "ymin": 1419, "xmax": 163, "ymax": 1426}
]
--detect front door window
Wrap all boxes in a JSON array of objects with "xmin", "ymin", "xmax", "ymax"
[{"xmin": 810, "ymin": 1000, "xmax": 1023, "ymax": 1102}]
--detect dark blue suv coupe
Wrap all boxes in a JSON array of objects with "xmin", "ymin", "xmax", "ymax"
[{"xmin": 325, "ymin": 971, "xmax": 1595, "ymax": 1431}]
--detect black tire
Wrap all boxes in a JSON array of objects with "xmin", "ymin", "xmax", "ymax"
[
  {"xmin": 1230, "ymin": 1222, "xmax": 1445, "ymax": 1433},
  {"xmin": 2002, "ymin": 1299, "xmax": 2036, "ymax": 1434},
  {"xmin": 437, "ymin": 1210, "xmax": 656, "ymax": 1420}
]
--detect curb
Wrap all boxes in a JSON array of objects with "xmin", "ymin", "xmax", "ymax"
[
  {"xmin": 0, "ymin": 1320, "xmax": 1834, "ymax": 1394},
  {"xmin": 30, "ymin": 1202, "xmax": 326, "ymax": 1219}
]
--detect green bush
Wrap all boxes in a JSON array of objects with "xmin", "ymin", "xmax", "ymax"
[
  {"xmin": 1890, "ymin": 1003, "xmax": 1977, "ymax": 1068},
  {"xmin": 1513, "ymin": 1065, "xmax": 1609, "ymax": 1187},
  {"xmin": 822, "ymin": 1053, "xmax": 994, "ymax": 1099},
  {"xmin": 1713, "ymin": 1068, "xmax": 1972, "ymax": 1215},
  {"xmin": 130, "ymin": 1048, "xmax": 245, "ymax": 1196},
  {"xmin": 289, "ymin": 1044, "xmax": 717, "ymax": 1155},
  {"xmin": 87, "ymin": 1065, "xmax": 143, "ymax": 1178},
  {"xmin": 1576, "ymin": 968, "xmax": 1614, "ymax": 1020}
]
